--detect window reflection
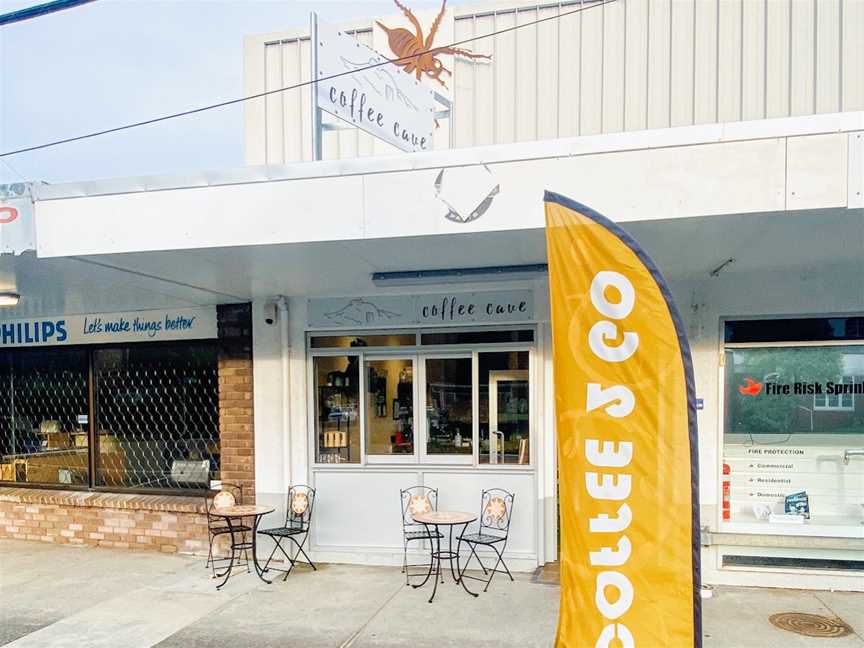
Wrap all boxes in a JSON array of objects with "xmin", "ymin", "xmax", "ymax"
[
  {"xmin": 315, "ymin": 355, "xmax": 360, "ymax": 463},
  {"xmin": 479, "ymin": 351, "xmax": 529, "ymax": 464},
  {"xmin": 366, "ymin": 359, "xmax": 414, "ymax": 456}
]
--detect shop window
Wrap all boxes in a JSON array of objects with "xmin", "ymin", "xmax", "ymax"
[
  {"xmin": 479, "ymin": 351, "xmax": 530, "ymax": 464},
  {"xmin": 310, "ymin": 334, "xmax": 415, "ymax": 348},
  {"xmin": 814, "ymin": 376, "xmax": 856, "ymax": 411},
  {"xmin": 93, "ymin": 345, "xmax": 219, "ymax": 490},
  {"xmin": 314, "ymin": 355, "xmax": 361, "ymax": 463},
  {"xmin": 0, "ymin": 349, "xmax": 90, "ymax": 486},
  {"xmin": 722, "ymin": 342, "xmax": 864, "ymax": 529},
  {"xmin": 424, "ymin": 357, "xmax": 473, "ymax": 458},
  {"xmin": 365, "ymin": 358, "xmax": 414, "ymax": 457}
]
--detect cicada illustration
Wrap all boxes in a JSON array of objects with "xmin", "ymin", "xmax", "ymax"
[{"xmin": 376, "ymin": 0, "xmax": 491, "ymax": 89}]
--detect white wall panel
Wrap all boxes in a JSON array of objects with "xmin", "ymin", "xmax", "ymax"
[
  {"xmin": 670, "ymin": 0, "xmax": 695, "ymax": 127},
  {"xmin": 693, "ymin": 0, "xmax": 719, "ymax": 124},
  {"xmin": 815, "ymin": 0, "xmax": 841, "ymax": 114},
  {"xmin": 790, "ymin": 0, "xmax": 817, "ymax": 116},
  {"xmin": 766, "ymin": 0, "xmax": 792, "ymax": 118},
  {"xmin": 557, "ymin": 7, "xmax": 582, "ymax": 137},
  {"xmin": 495, "ymin": 10, "xmax": 518, "ymax": 144},
  {"xmin": 624, "ymin": 0, "xmax": 649, "ymax": 130},
  {"xmin": 264, "ymin": 43, "xmax": 285, "ymax": 164},
  {"xmin": 647, "ymin": 0, "xmax": 672, "ymax": 129},
  {"xmin": 580, "ymin": 4, "xmax": 604, "ymax": 135},
  {"xmin": 244, "ymin": 0, "xmax": 863, "ymax": 161},
  {"xmin": 312, "ymin": 470, "xmax": 419, "ymax": 548},
  {"xmin": 602, "ymin": 0, "xmax": 627, "ymax": 133},
  {"xmin": 536, "ymin": 6, "xmax": 561, "ymax": 141},
  {"xmin": 741, "ymin": 0, "xmax": 766, "ymax": 121},
  {"xmin": 717, "ymin": 0, "xmax": 743, "ymax": 123},
  {"xmin": 515, "ymin": 8, "xmax": 539, "ymax": 142},
  {"xmin": 842, "ymin": 0, "xmax": 864, "ymax": 112}
]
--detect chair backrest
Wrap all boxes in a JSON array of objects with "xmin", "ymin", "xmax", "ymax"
[
  {"xmin": 478, "ymin": 488, "xmax": 515, "ymax": 538},
  {"xmin": 284, "ymin": 484, "xmax": 315, "ymax": 530},
  {"xmin": 400, "ymin": 486, "xmax": 438, "ymax": 530},
  {"xmin": 204, "ymin": 482, "xmax": 242, "ymax": 529}
]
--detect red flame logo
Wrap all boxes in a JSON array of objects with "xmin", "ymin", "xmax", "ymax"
[
  {"xmin": 738, "ymin": 378, "xmax": 762, "ymax": 396},
  {"xmin": 0, "ymin": 207, "xmax": 18, "ymax": 224}
]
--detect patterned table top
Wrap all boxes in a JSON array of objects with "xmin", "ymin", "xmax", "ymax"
[
  {"xmin": 211, "ymin": 505, "xmax": 275, "ymax": 518},
  {"xmin": 412, "ymin": 510, "xmax": 477, "ymax": 525}
]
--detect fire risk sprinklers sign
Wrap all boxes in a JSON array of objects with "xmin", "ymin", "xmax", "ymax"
[
  {"xmin": 0, "ymin": 306, "xmax": 218, "ymax": 348},
  {"xmin": 308, "ymin": 291, "xmax": 533, "ymax": 329},
  {"xmin": 315, "ymin": 21, "xmax": 435, "ymax": 153}
]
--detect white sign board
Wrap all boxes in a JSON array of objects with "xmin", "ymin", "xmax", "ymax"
[
  {"xmin": 0, "ymin": 183, "xmax": 36, "ymax": 255},
  {"xmin": 0, "ymin": 306, "xmax": 218, "ymax": 348},
  {"xmin": 308, "ymin": 290, "xmax": 533, "ymax": 329},
  {"xmin": 315, "ymin": 21, "xmax": 435, "ymax": 153}
]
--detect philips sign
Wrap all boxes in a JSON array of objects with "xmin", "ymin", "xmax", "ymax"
[{"xmin": 0, "ymin": 307, "xmax": 217, "ymax": 348}]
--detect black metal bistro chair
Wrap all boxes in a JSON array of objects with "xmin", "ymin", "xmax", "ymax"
[
  {"xmin": 259, "ymin": 485, "xmax": 316, "ymax": 580},
  {"xmin": 458, "ymin": 488, "xmax": 515, "ymax": 591},
  {"xmin": 203, "ymin": 483, "xmax": 251, "ymax": 578},
  {"xmin": 400, "ymin": 486, "xmax": 443, "ymax": 585}
]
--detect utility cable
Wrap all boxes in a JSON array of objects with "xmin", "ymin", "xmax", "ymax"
[
  {"xmin": 0, "ymin": 0, "xmax": 616, "ymax": 158},
  {"xmin": 0, "ymin": 0, "xmax": 98, "ymax": 27}
]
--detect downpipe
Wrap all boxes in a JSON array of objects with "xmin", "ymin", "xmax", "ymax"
[{"xmin": 276, "ymin": 296, "xmax": 291, "ymax": 490}]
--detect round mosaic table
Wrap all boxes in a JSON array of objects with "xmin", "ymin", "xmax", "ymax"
[{"xmin": 210, "ymin": 504, "xmax": 275, "ymax": 589}]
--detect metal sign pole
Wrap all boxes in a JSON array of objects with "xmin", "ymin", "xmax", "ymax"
[{"xmin": 310, "ymin": 12, "xmax": 323, "ymax": 161}]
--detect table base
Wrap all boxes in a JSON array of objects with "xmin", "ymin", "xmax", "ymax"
[{"xmin": 411, "ymin": 522, "xmax": 478, "ymax": 603}]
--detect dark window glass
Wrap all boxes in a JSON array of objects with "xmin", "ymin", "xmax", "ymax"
[
  {"xmin": 725, "ymin": 318, "xmax": 864, "ymax": 343},
  {"xmin": 310, "ymin": 334, "xmax": 415, "ymax": 348},
  {"xmin": 93, "ymin": 345, "xmax": 219, "ymax": 490},
  {"xmin": 425, "ymin": 357, "xmax": 473, "ymax": 456},
  {"xmin": 0, "ymin": 348, "xmax": 89, "ymax": 486},
  {"xmin": 421, "ymin": 329, "xmax": 534, "ymax": 345}
]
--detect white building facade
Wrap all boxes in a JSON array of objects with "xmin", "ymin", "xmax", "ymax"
[{"xmin": 3, "ymin": 0, "xmax": 862, "ymax": 590}]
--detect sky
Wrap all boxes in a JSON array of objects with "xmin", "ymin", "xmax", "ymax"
[{"xmin": 0, "ymin": 0, "xmax": 474, "ymax": 185}]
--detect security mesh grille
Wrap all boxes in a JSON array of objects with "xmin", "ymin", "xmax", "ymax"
[
  {"xmin": 94, "ymin": 345, "xmax": 219, "ymax": 490},
  {"xmin": 0, "ymin": 349, "xmax": 90, "ymax": 485}
]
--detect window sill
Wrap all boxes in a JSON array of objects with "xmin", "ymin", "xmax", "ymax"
[{"xmin": 0, "ymin": 487, "xmax": 205, "ymax": 514}]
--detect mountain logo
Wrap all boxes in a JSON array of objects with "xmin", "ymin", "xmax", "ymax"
[{"xmin": 738, "ymin": 378, "xmax": 762, "ymax": 396}]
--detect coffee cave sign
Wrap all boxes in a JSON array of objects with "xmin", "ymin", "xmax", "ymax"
[
  {"xmin": 323, "ymin": 86, "xmax": 429, "ymax": 151},
  {"xmin": 418, "ymin": 294, "xmax": 529, "ymax": 323}
]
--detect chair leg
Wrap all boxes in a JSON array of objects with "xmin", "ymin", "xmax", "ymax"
[
  {"xmin": 402, "ymin": 540, "xmax": 409, "ymax": 584},
  {"xmin": 465, "ymin": 542, "xmax": 488, "ymax": 575},
  {"xmin": 289, "ymin": 534, "xmax": 315, "ymax": 570},
  {"xmin": 483, "ymin": 543, "xmax": 513, "ymax": 592},
  {"xmin": 261, "ymin": 536, "xmax": 294, "ymax": 573}
]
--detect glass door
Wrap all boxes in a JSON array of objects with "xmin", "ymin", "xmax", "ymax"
[
  {"xmin": 486, "ymin": 370, "xmax": 530, "ymax": 464},
  {"xmin": 420, "ymin": 355, "xmax": 474, "ymax": 464},
  {"xmin": 364, "ymin": 357, "xmax": 417, "ymax": 463}
]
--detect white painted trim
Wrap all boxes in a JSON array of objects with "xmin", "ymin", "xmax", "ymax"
[{"xmin": 34, "ymin": 113, "xmax": 864, "ymax": 201}]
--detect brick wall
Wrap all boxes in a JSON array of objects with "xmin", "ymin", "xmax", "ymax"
[
  {"xmin": 218, "ymin": 344, "xmax": 255, "ymax": 502},
  {"xmin": 0, "ymin": 488, "xmax": 221, "ymax": 555}
]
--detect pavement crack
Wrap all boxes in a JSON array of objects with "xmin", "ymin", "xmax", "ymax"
[
  {"xmin": 338, "ymin": 583, "xmax": 404, "ymax": 648},
  {"xmin": 812, "ymin": 591, "xmax": 863, "ymax": 642}
]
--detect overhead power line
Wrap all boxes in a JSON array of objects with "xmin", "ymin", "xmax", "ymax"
[
  {"xmin": 0, "ymin": 0, "xmax": 98, "ymax": 27},
  {"xmin": 0, "ymin": 0, "xmax": 616, "ymax": 159}
]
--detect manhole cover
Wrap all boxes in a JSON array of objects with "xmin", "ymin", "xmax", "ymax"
[{"xmin": 769, "ymin": 612, "xmax": 853, "ymax": 638}]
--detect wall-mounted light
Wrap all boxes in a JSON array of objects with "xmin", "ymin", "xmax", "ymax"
[
  {"xmin": 0, "ymin": 292, "xmax": 20, "ymax": 307},
  {"xmin": 372, "ymin": 264, "xmax": 548, "ymax": 287}
]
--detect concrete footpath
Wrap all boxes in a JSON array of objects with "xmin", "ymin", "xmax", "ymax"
[{"xmin": 0, "ymin": 539, "xmax": 861, "ymax": 647}]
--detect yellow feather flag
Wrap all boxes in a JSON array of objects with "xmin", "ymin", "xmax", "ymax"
[{"xmin": 545, "ymin": 192, "xmax": 701, "ymax": 648}]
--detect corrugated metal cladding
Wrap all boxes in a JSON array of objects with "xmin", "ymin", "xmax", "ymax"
[{"xmin": 246, "ymin": 0, "xmax": 864, "ymax": 165}]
